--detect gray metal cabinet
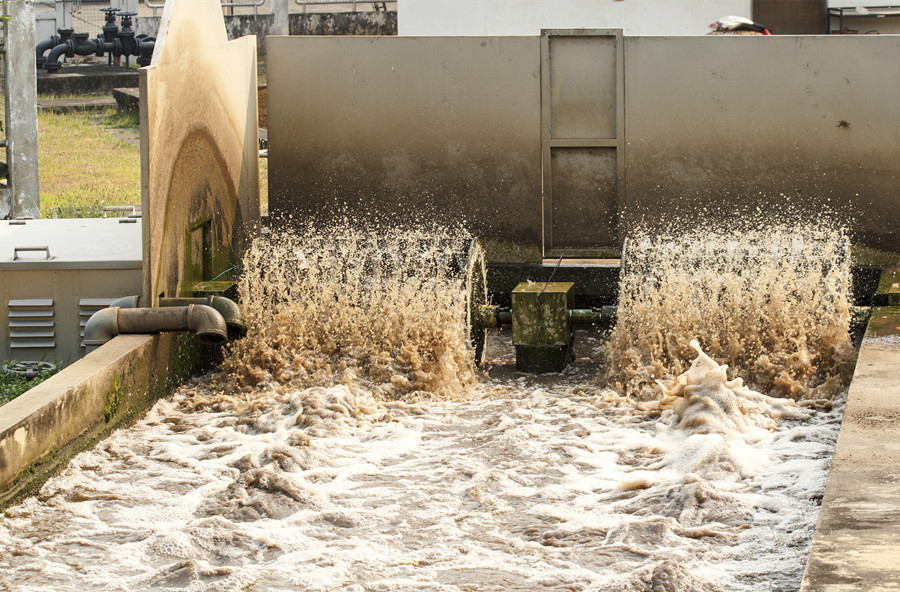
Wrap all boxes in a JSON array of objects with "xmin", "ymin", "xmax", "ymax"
[{"xmin": 0, "ymin": 219, "xmax": 142, "ymax": 364}]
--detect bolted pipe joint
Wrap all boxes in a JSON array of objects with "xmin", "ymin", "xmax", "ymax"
[
  {"xmin": 70, "ymin": 33, "xmax": 99, "ymax": 57},
  {"xmin": 84, "ymin": 305, "xmax": 228, "ymax": 352},
  {"xmin": 36, "ymin": 28, "xmax": 74, "ymax": 68},
  {"xmin": 36, "ymin": 34, "xmax": 60, "ymax": 68},
  {"xmin": 43, "ymin": 34, "xmax": 100, "ymax": 73}
]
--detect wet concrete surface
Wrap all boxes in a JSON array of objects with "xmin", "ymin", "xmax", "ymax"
[{"xmin": 801, "ymin": 307, "xmax": 900, "ymax": 591}]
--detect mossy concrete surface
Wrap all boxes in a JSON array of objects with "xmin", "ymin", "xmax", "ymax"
[
  {"xmin": 800, "ymin": 306, "xmax": 900, "ymax": 590},
  {"xmin": 0, "ymin": 333, "xmax": 212, "ymax": 511}
]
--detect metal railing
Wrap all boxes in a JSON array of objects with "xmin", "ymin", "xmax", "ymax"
[
  {"xmin": 222, "ymin": 0, "xmax": 266, "ymax": 16},
  {"xmin": 295, "ymin": 1, "xmax": 391, "ymax": 14},
  {"xmin": 146, "ymin": 0, "xmax": 265, "ymax": 16},
  {"xmin": 145, "ymin": 1, "xmax": 164, "ymax": 16},
  {"xmin": 145, "ymin": 0, "xmax": 394, "ymax": 17}
]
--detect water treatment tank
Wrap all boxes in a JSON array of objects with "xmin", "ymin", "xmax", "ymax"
[{"xmin": 0, "ymin": 218, "xmax": 142, "ymax": 365}]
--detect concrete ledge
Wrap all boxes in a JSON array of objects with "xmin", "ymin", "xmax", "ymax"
[
  {"xmin": 0, "ymin": 332, "xmax": 216, "ymax": 510},
  {"xmin": 37, "ymin": 65, "xmax": 139, "ymax": 96},
  {"xmin": 113, "ymin": 87, "xmax": 140, "ymax": 113},
  {"xmin": 801, "ymin": 306, "xmax": 900, "ymax": 590},
  {"xmin": 37, "ymin": 96, "xmax": 117, "ymax": 113}
]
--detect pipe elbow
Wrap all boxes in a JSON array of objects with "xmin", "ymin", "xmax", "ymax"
[
  {"xmin": 109, "ymin": 295, "xmax": 141, "ymax": 309},
  {"xmin": 83, "ymin": 306, "xmax": 120, "ymax": 352},
  {"xmin": 158, "ymin": 296, "xmax": 246, "ymax": 341},
  {"xmin": 208, "ymin": 296, "xmax": 247, "ymax": 340},
  {"xmin": 186, "ymin": 304, "xmax": 229, "ymax": 346},
  {"xmin": 136, "ymin": 39, "xmax": 154, "ymax": 67},
  {"xmin": 43, "ymin": 42, "xmax": 70, "ymax": 72},
  {"xmin": 36, "ymin": 37, "xmax": 58, "ymax": 65}
]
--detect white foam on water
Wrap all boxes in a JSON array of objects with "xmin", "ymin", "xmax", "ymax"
[
  {"xmin": 0, "ymin": 226, "xmax": 852, "ymax": 590},
  {"xmin": 0, "ymin": 351, "xmax": 843, "ymax": 591}
]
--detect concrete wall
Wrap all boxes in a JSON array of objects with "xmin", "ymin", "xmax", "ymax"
[
  {"xmin": 624, "ymin": 35, "xmax": 900, "ymax": 251},
  {"xmin": 0, "ymin": 0, "xmax": 261, "ymax": 509},
  {"xmin": 268, "ymin": 33, "xmax": 900, "ymax": 257},
  {"xmin": 142, "ymin": 0, "xmax": 259, "ymax": 303},
  {"xmin": 135, "ymin": 11, "xmax": 397, "ymax": 57},
  {"xmin": 397, "ymin": 0, "xmax": 750, "ymax": 36},
  {"xmin": 267, "ymin": 35, "xmax": 543, "ymax": 245}
]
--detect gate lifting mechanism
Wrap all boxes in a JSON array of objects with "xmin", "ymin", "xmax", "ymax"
[{"xmin": 36, "ymin": 9, "xmax": 156, "ymax": 73}]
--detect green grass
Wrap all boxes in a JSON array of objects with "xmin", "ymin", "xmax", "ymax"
[
  {"xmin": 36, "ymin": 105, "xmax": 142, "ymax": 218},
  {"xmin": 2, "ymin": 97, "xmax": 268, "ymax": 217},
  {"xmin": 0, "ymin": 362, "xmax": 61, "ymax": 406}
]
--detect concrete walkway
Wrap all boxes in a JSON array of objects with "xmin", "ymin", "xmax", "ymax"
[{"xmin": 801, "ymin": 306, "xmax": 900, "ymax": 590}]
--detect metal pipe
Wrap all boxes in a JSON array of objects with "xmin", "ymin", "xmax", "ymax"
[
  {"xmin": 474, "ymin": 304, "xmax": 508, "ymax": 329},
  {"xmin": 43, "ymin": 34, "xmax": 99, "ymax": 73},
  {"xmin": 108, "ymin": 295, "xmax": 247, "ymax": 341},
  {"xmin": 83, "ymin": 305, "xmax": 228, "ymax": 352},
  {"xmin": 42, "ymin": 42, "xmax": 69, "ymax": 73},
  {"xmin": 221, "ymin": 0, "xmax": 265, "ymax": 14},
  {"xmin": 135, "ymin": 38, "xmax": 154, "ymax": 67},
  {"xmin": 109, "ymin": 295, "xmax": 140, "ymax": 309},
  {"xmin": 566, "ymin": 307, "xmax": 617, "ymax": 326},
  {"xmin": 35, "ymin": 35, "xmax": 59, "ymax": 67},
  {"xmin": 474, "ymin": 304, "xmax": 617, "ymax": 329},
  {"xmin": 161, "ymin": 296, "xmax": 247, "ymax": 341},
  {"xmin": 146, "ymin": 0, "xmax": 165, "ymax": 17}
]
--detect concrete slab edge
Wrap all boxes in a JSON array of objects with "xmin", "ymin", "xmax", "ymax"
[{"xmin": 800, "ymin": 306, "xmax": 900, "ymax": 590}]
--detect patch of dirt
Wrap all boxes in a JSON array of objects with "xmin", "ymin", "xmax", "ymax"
[{"xmin": 258, "ymin": 86, "xmax": 267, "ymax": 130}]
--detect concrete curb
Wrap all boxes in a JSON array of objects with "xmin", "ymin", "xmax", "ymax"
[{"xmin": 801, "ymin": 306, "xmax": 900, "ymax": 590}]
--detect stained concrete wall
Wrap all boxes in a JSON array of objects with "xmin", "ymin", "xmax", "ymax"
[
  {"xmin": 267, "ymin": 35, "xmax": 543, "ymax": 245},
  {"xmin": 268, "ymin": 33, "xmax": 900, "ymax": 257},
  {"xmin": 397, "ymin": 0, "xmax": 750, "ymax": 36},
  {"xmin": 0, "ymin": 0, "xmax": 260, "ymax": 508},
  {"xmin": 135, "ymin": 11, "xmax": 397, "ymax": 57},
  {"xmin": 142, "ymin": 0, "xmax": 260, "ymax": 303},
  {"xmin": 623, "ymin": 35, "xmax": 900, "ymax": 251}
]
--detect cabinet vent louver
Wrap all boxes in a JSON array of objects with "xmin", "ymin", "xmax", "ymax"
[{"xmin": 8, "ymin": 298, "xmax": 55, "ymax": 349}]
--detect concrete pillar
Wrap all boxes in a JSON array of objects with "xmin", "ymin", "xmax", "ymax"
[
  {"xmin": 272, "ymin": 0, "xmax": 290, "ymax": 36},
  {"xmin": 3, "ymin": 0, "xmax": 41, "ymax": 219}
]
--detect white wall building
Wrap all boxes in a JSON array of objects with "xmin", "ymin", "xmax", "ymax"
[{"xmin": 398, "ymin": 0, "xmax": 752, "ymax": 36}]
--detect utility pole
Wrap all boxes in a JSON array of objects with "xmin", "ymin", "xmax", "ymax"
[{"xmin": 2, "ymin": 0, "xmax": 40, "ymax": 219}]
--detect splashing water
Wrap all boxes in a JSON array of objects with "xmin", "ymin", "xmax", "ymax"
[
  {"xmin": 605, "ymin": 225, "xmax": 857, "ymax": 404},
  {"xmin": 209, "ymin": 223, "xmax": 483, "ymax": 406},
  {"xmin": 0, "ymin": 224, "xmax": 854, "ymax": 591}
]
